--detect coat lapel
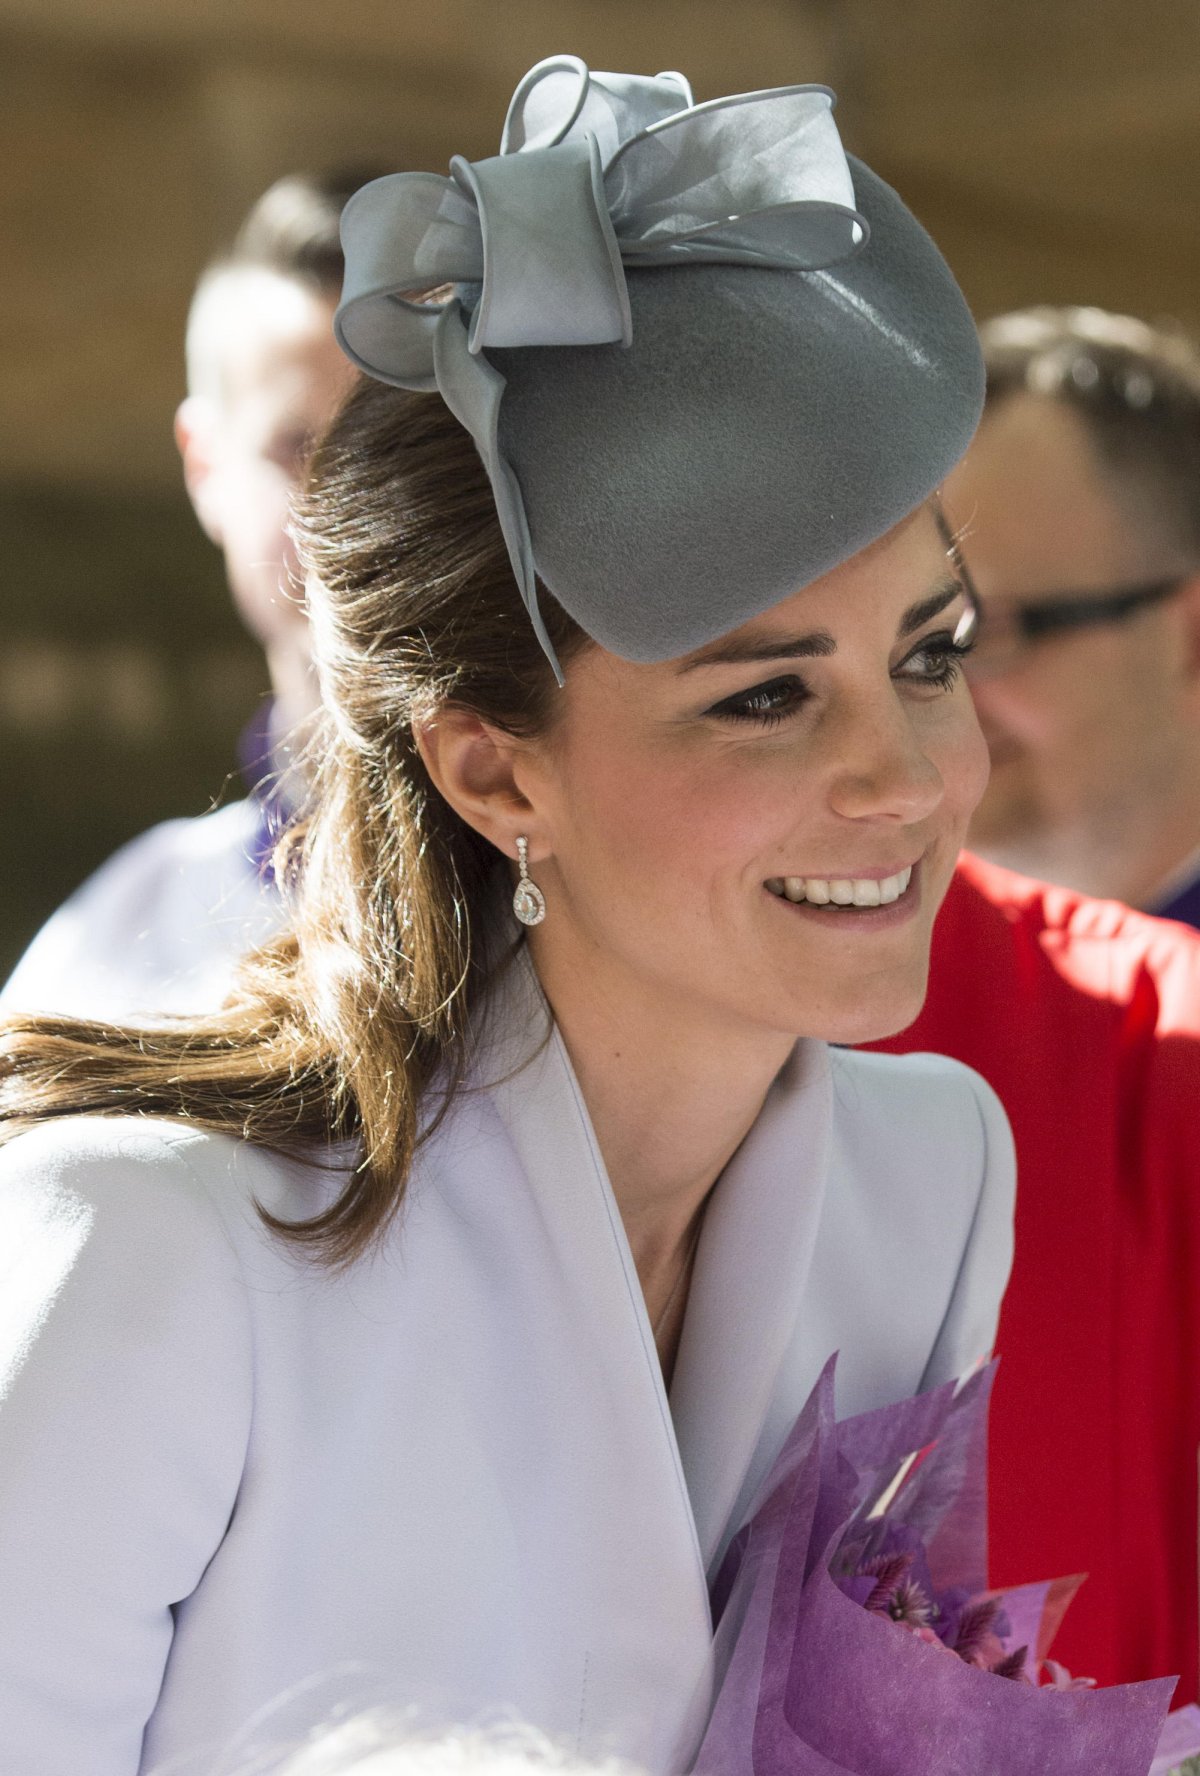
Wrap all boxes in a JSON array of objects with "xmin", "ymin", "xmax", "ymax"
[
  {"xmin": 476, "ymin": 952, "xmax": 715, "ymax": 1765},
  {"xmin": 669, "ymin": 1039, "xmax": 833, "ymax": 1576},
  {"xmin": 471, "ymin": 950, "xmax": 833, "ymax": 1764},
  {"xmin": 479, "ymin": 952, "xmax": 834, "ymax": 1579}
]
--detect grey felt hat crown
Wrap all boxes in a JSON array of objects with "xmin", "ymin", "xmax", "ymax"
[{"xmin": 336, "ymin": 55, "xmax": 984, "ymax": 678}]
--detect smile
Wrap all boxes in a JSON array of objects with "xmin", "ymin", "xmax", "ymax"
[{"xmin": 764, "ymin": 866, "xmax": 914, "ymax": 908}]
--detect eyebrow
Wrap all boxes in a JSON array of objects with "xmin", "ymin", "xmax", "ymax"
[
  {"xmin": 898, "ymin": 579, "xmax": 966, "ymax": 637},
  {"xmin": 676, "ymin": 576, "xmax": 966, "ymax": 672}
]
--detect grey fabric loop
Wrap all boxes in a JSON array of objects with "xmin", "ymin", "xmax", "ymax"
[
  {"xmin": 452, "ymin": 142, "xmax": 631, "ymax": 353},
  {"xmin": 608, "ymin": 87, "xmax": 866, "ymax": 265},
  {"xmin": 336, "ymin": 74, "xmax": 864, "ymax": 386},
  {"xmin": 500, "ymin": 54, "xmax": 694, "ymax": 160},
  {"xmin": 336, "ymin": 172, "xmax": 482, "ymax": 386},
  {"xmin": 432, "ymin": 306, "xmax": 563, "ymax": 681},
  {"xmin": 334, "ymin": 56, "xmax": 890, "ymax": 676}
]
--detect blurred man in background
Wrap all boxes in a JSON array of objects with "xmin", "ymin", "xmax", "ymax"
[
  {"xmin": 0, "ymin": 170, "xmax": 366, "ymax": 1017},
  {"xmin": 871, "ymin": 306, "xmax": 1200, "ymax": 1693},
  {"xmin": 948, "ymin": 305, "xmax": 1200, "ymax": 924}
]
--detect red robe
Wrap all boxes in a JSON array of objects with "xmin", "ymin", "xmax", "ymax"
[{"xmin": 869, "ymin": 853, "xmax": 1200, "ymax": 1698}]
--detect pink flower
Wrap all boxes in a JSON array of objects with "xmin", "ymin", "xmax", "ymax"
[{"xmin": 1041, "ymin": 1659, "xmax": 1098, "ymax": 1692}]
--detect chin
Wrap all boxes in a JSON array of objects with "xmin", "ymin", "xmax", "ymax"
[{"xmin": 812, "ymin": 970, "xmax": 931, "ymax": 1048}]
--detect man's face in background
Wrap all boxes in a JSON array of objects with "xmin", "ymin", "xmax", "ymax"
[
  {"xmin": 946, "ymin": 389, "xmax": 1200, "ymax": 904},
  {"xmin": 176, "ymin": 269, "xmax": 355, "ymax": 728}
]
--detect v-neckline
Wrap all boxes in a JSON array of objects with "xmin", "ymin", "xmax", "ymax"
[{"xmin": 478, "ymin": 947, "xmax": 835, "ymax": 1582}]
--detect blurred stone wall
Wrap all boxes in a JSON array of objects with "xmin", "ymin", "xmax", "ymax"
[
  {"xmin": 837, "ymin": 0, "xmax": 1200, "ymax": 331},
  {"xmin": 0, "ymin": 0, "xmax": 1196, "ymax": 975}
]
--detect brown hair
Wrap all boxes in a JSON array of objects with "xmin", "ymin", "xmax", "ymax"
[
  {"xmin": 0, "ymin": 382, "xmax": 589, "ymax": 1264},
  {"xmin": 230, "ymin": 169, "xmax": 387, "ymax": 295},
  {"xmin": 980, "ymin": 305, "xmax": 1200, "ymax": 562}
]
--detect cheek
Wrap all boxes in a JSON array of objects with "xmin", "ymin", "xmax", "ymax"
[
  {"xmin": 974, "ymin": 644, "xmax": 1119, "ymax": 750},
  {"xmin": 967, "ymin": 672, "xmax": 1054, "ymax": 748},
  {"xmin": 942, "ymin": 699, "xmax": 991, "ymax": 821},
  {"xmin": 228, "ymin": 469, "xmax": 292, "ymax": 560},
  {"xmin": 556, "ymin": 733, "xmax": 791, "ymax": 899}
]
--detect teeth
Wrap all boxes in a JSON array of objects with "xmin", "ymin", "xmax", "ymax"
[{"xmin": 767, "ymin": 865, "xmax": 913, "ymax": 907}]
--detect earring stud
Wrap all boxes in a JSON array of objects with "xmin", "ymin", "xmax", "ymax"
[{"xmin": 512, "ymin": 835, "xmax": 546, "ymax": 927}]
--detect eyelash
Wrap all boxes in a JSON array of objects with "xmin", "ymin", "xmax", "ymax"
[{"xmin": 707, "ymin": 631, "xmax": 976, "ymax": 727}]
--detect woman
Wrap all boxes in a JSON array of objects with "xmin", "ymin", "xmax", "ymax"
[{"xmin": 0, "ymin": 57, "xmax": 1013, "ymax": 1776}]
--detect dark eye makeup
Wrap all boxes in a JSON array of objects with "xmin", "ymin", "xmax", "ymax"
[
  {"xmin": 895, "ymin": 625, "xmax": 976, "ymax": 690},
  {"xmin": 704, "ymin": 624, "xmax": 977, "ymax": 727},
  {"xmin": 706, "ymin": 675, "xmax": 812, "ymax": 726}
]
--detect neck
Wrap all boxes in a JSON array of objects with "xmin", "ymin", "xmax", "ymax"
[
  {"xmin": 526, "ymin": 928, "xmax": 796, "ymax": 1280},
  {"xmin": 264, "ymin": 649, "xmax": 321, "ymax": 803},
  {"xmin": 1115, "ymin": 727, "xmax": 1200, "ymax": 908},
  {"xmin": 266, "ymin": 647, "xmax": 320, "ymax": 757},
  {"xmin": 1138, "ymin": 817, "xmax": 1200, "ymax": 912},
  {"xmin": 978, "ymin": 772, "xmax": 1200, "ymax": 910}
]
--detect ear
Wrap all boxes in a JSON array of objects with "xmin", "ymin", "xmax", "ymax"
[
  {"xmin": 174, "ymin": 395, "xmax": 225, "ymax": 545},
  {"xmin": 414, "ymin": 705, "xmax": 549, "ymax": 862}
]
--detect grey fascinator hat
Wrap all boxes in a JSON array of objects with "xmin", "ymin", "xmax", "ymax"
[{"xmin": 336, "ymin": 55, "xmax": 984, "ymax": 679}]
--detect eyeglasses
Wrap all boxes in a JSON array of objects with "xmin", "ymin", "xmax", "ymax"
[
  {"xmin": 966, "ymin": 577, "xmax": 1190, "ymax": 677},
  {"xmin": 929, "ymin": 502, "xmax": 1191, "ymax": 677}
]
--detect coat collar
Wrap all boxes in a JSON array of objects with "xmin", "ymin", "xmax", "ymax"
[
  {"xmin": 671, "ymin": 1035, "xmax": 832, "ymax": 1573},
  {"xmin": 475, "ymin": 946, "xmax": 834, "ymax": 1580}
]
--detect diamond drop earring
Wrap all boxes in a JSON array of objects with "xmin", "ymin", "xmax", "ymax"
[{"xmin": 512, "ymin": 836, "xmax": 546, "ymax": 927}]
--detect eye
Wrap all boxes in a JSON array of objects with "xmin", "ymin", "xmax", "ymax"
[
  {"xmin": 706, "ymin": 674, "xmax": 811, "ymax": 726},
  {"xmin": 895, "ymin": 625, "xmax": 976, "ymax": 692}
]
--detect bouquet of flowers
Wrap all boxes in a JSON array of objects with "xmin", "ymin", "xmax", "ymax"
[{"xmin": 692, "ymin": 1358, "xmax": 1188, "ymax": 1774}]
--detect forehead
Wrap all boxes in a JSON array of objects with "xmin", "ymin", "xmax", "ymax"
[
  {"xmin": 210, "ymin": 271, "xmax": 347, "ymax": 411},
  {"xmin": 947, "ymin": 392, "xmax": 1141, "ymax": 591}
]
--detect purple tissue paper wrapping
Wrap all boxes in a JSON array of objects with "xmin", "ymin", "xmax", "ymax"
[{"xmin": 691, "ymin": 1358, "xmax": 1176, "ymax": 1775}]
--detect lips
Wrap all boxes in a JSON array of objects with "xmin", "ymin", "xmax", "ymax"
[{"xmin": 765, "ymin": 866, "xmax": 914, "ymax": 908}]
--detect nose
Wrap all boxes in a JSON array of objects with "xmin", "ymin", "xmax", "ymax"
[{"xmin": 823, "ymin": 693, "xmax": 945, "ymax": 825}]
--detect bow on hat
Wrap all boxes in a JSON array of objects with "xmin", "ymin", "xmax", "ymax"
[{"xmin": 336, "ymin": 54, "xmax": 869, "ymax": 680}]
